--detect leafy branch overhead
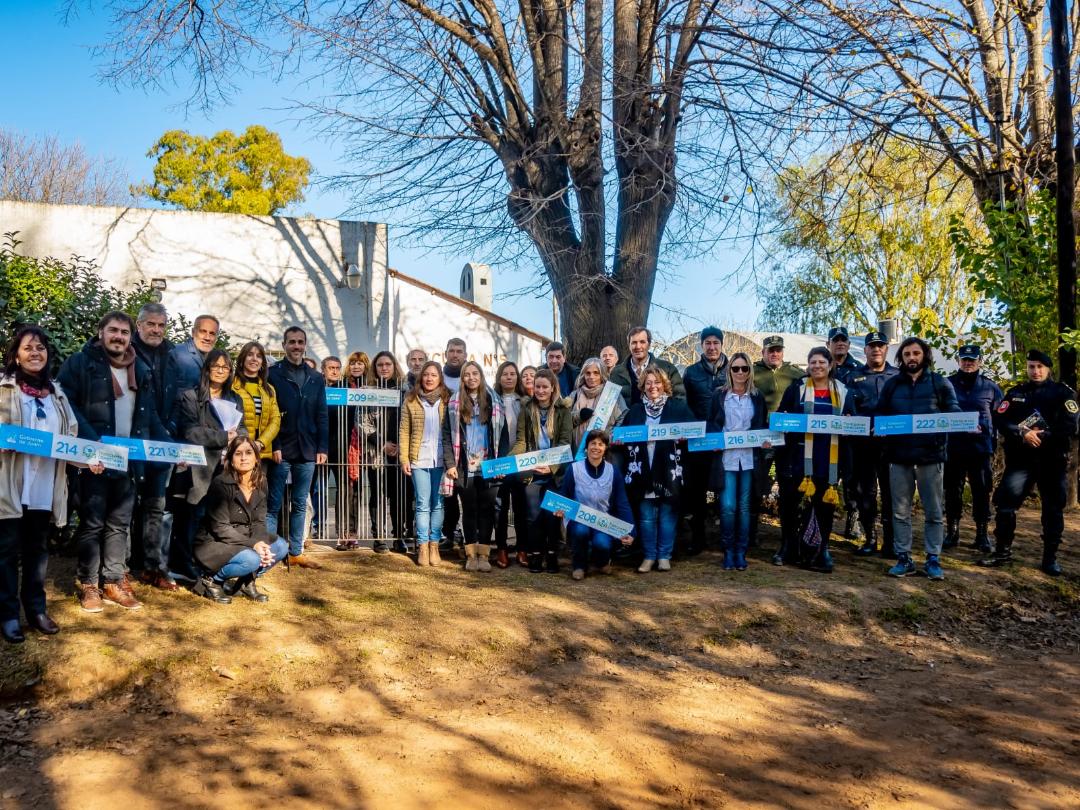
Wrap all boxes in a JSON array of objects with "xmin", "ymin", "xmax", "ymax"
[{"xmin": 137, "ymin": 125, "xmax": 311, "ymax": 216}]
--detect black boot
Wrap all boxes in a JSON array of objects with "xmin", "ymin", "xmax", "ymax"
[
  {"xmin": 971, "ymin": 523, "xmax": 991, "ymax": 554},
  {"xmin": 978, "ymin": 539, "xmax": 1013, "ymax": 567},
  {"xmin": 527, "ymin": 552, "xmax": 544, "ymax": 573},
  {"xmin": 843, "ymin": 511, "xmax": 862, "ymax": 540},
  {"xmin": 224, "ymin": 574, "xmax": 269, "ymax": 602},
  {"xmin": 879, "ymin": 531, "xmax": 898, "ymax": 560},
  {"xmin": 194, "ymin": 576, "xmax": 232, "ymax": 604},
  {"xmin": 1041, "ymin": 541, "xmax": 1062, "ymax": 577},
  {"xmin": 392, "ymin": 538, "xmax": 408, "ymax": 554},
  {"xmin": 807, "ymin": 541, "xmax": 834, "ymax": 574},
  {"xmin": 943, "ymin": 518, "xmax": 960, "ymax": 549},
  {"xmin": 854, "ymin": 525, "xmax": 878, "ymax": 556},
  {"xmin": 545, "ymin": 551, "xmax": 560, "ymax": 574}
]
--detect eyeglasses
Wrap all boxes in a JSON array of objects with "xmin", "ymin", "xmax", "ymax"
[
  {"xmin": 730, "ymin": 366, "xmax": 750, "ymax": 372},
  {"xmin": 33, "ymin": 398, "xmax": 46, "ymax": 420},
  {"xmin": 209, "ymin": 364, "xmax": 231, "ymax": 372}
]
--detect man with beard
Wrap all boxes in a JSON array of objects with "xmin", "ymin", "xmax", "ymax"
[
  {"xmin": 875, "ymin": 337, "xmax": 960, "ymax": 580},
  {"xmin": 828, "ymin": 326, "xmax": 863, "ymax": 542},
  {"xmin": 980, "ymin": 349, "xmax": 1079, "ymax": 576},
  {"xmin": 848, "ymin": 332, "xmax": 900, "ymax": 558},
  {"xmin": 682, "ymin": 326, "xmax": 728, "ymax": 553},
  {"xmin": 130, "ymin": 303, "xmax": 178, "ymax": 590},
  {"xmin": 404, "ymin": 348, "xmax": 427, "ymax": 393},
  {"xmin": 944, "ymin": 345, "xmax": 1002, "ymax": 553},
  {"xmin": 58, "ymin": 311, "xmax": 170, "ymax": 612}
]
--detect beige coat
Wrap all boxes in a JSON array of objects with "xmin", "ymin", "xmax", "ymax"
[{"xmin": 0, "ymin": 374, "xmax": 79, "ymax": 525}]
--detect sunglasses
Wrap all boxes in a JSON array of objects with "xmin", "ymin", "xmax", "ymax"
[
  {"xmin": 730, "ymin": 366, "xmax": 750, "ymax": 372},
  {"xmin": 33, "ymin": 398, "xmax": 46, "ymax": 420}
]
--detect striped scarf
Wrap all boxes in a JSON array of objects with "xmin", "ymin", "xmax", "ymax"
[
  {"xmin": 800, "ymin": 381, "xmax": 841, "ymax": 506},
  {"xmin": 448, "ymin": 386, "xmax": 504, "ymax": 468}
]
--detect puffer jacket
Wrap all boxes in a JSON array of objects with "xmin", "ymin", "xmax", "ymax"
[
  {"xmin": 231, "ymin": 376, "xmax": 281, "ymax": 460},
  {"xmin": 683, "ymin": 355, "xmax": 730, "ymax": 419},
  {"xmin": 0, "ymin": 375, "xmax": 78, "ymax": 525},
  {"xmin": 399, "ymin": 395, "xmax": 448, "ymax": 464},
  {"xmin": 875, "ymin": 370, "xmax": 960, "ymax": 465},
  {"xmin": 55, "ymin": 339, "xmax": 170, "ymax": 483}
]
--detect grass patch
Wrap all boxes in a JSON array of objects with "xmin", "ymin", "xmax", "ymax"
[{"xmin": 877, "ymin": 593, "xmax": 930, "ymax": 628}]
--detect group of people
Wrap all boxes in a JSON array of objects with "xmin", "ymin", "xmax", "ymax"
[{"xmin": 0, "ymin": 309, "xmax": 1075, "ymax": 645}]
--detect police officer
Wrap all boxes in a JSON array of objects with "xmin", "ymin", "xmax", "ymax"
[
  {"xmin": 828, "ymin": 326, "xmax": 862, "ymax": 540},
  {"xmin": 980, "ymin": 349, "xmax": 1079, "ymax": 576},
  {"xmin": 847, "ymin": 331, "xmax": 900, "ymax": 557},
  {"xmin": 944, "ymin": 344, "xmax": 1002, "ymax": 553}
]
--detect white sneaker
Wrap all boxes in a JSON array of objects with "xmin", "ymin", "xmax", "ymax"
[
  {"xmin": 572, "ymin": 569, "xmax": 585, "ymax": 581},
  {"xmin": 637, "ymin": 559, "xmax": 655, "ymax": 573},
  {"xmin": 657, "ymin": 559, "xmax": 671, "ymax": 572}
]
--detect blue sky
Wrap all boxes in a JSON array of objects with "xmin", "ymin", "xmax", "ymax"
[{"xmin": 0, "ymin": 2, "xmax": 761, "ymax": 344}]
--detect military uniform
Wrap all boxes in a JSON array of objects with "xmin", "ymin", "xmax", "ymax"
[
  {"xmin": 846, "ymin": 345, "xmax": 900, "ymax": 557},
  {"xmin": 984, "ymin": 364, "xmax": 1079, "ymax": 575}
]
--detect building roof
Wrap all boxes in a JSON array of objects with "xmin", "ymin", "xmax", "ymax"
[{"xmin": 388, "ymin": 267, "xmax": 550, "ymax": 345}]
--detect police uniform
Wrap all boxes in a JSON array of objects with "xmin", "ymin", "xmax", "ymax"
[
  {"xmin": 944, "ymin": 345, "xmax": 1003, "ymax": 552},
  {"xmin": 983, "ymin": 350, "xmax": 1079, "ymax": 575},
  {"xmin": 847, "ymin": 332, "xmax": 900, "ymax": 557},
  {"xmin": 828, "ymin": 326, "xmax": 863, "ymax": 538}
]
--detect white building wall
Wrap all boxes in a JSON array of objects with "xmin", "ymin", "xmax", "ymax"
[{"xmin": 0, "ymin": 200, "xmax": 545, "ymax": 371}]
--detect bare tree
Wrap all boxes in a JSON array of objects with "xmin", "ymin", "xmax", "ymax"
[
  {"xmin": 79, "ymin": 0, "xmax": 771, "ymax": 362},
  {"xmin": 0, "ymin": 130, "xmax": 130, "ymax": 207}
]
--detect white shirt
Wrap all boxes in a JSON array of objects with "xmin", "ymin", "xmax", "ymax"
[
  {"xmin": 20, "ymin": 392, "xmax": 59, "ymax": 511},
  {"xmin": 415, "ymin": 399, "xmax": 443, "ymax": 468},
  {"xmin": 722, "ymin": 391, "xmax": 755, "ymax": 472},
  {"xmin": 111, "ymin": 366, "xmax": 135, "ymax": 438}
]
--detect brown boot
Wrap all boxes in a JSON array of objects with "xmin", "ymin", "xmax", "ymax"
[
  {"xmin": 139, "ymin": 570, "xmax": 179, "ymax": 591},
  {"xmin": 428, "ymin": 542, "xmax": 441, "ymax": 566},
  {"xmin": 288, "ymin": 554, "xmax": 322, "ymax": 570},
  {"xmin": 516, "ymin": 551, "xmax": 528, "ymax": 567},
  {"xmin": 495, "ymin": 548, "xmax": 510, "ymax": 569},
  {"xmin": 78, "ymin": 583, "xmax": 104, "ymax": 613},
  {"xmin": 416, "ymin": 542, "xmax": 430, "ymax": 567},
  {"xmin": 477, "ymin": 544, "xmax": 492, "ymax": 573},
  {"xmin": 102, "ymin": 581, "xmax": 142, "ymax": 610}
]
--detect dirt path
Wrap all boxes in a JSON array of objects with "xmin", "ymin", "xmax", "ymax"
[{"xmin": 2, "ymin": 514, "xmax": 1078, "ymax": 809}]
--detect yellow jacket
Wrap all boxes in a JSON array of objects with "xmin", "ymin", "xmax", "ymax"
[
  {"xmin": 231, "ymin": 377, "xmax": 281, "ymax": 459},
  {"xmin": 399, "ymin": 395, "xmax": 447, "ymax": 464}
]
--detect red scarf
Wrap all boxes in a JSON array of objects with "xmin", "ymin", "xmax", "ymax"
[{"xmin": 106, "ymin": 346, "xmax": 138, "ymax": 399}]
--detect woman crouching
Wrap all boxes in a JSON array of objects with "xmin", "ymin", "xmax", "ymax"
[{"xmin": 194, "ymin": 436, "xmax": 288, "ymax": 603}]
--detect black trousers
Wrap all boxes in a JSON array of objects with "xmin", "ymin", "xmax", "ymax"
[
  {"xmin": 456, "ymin": 475, "xmax": 497, "ymax": 544},
  {"xmin": 779, "ymin": 476, "xmax": 836, "ymax": 565},
  {"xmin": 0, "ymin": 509, "xmax": 51, "ymax": 621},
  {"xmin": 131, "ymin": 463, "xmax": 171, "ymax": 573},
  {"xmin": 993, "ymin": 457, "xmax": 1067, "ymax": 549},
  {"xmin": 944, "ymin": 452, "xmax": 993, "ymax": 525},
  {"xmin": 443, "ymin": 486, "xmax": 461, "ymax": 542},
  {"xmin": 524, "ymin": 479, "xmax": 561, "ymax": 555},
  {"xmin": 853, "ymin": 439, "xmax": 893, "ymax": 543},
  {"xmin": 495, "ymin": 476, "xmax": 528, "ymax": 550},
  {"xmin": 684, "ymin": 453, "xmax": 713, "ymax": 546},
  {"xmin": 367, "ymin": 465, "xmax": 402, "ymax": 537},
  {"xmin": 75, "ymin": 472, "xmax": 136, "ymax": 585}
]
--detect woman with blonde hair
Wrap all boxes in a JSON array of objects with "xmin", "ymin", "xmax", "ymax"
[
  {"xmin": 399, "ymin": 361, "xmax": 450, "ymax": 566},
  {"xmin": 567, "ymin": 357, "xmax": 626, "ymax": 452}
]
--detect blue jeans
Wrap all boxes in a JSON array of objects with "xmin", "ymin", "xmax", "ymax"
[
  {"xmin": 720, "ymin": 469, "xmax": 753, "ymax": 552},
  {"xmin": 213, "ymin": 537, "xmax": 289, "ymax": 582},
  {"xmin": 890, "ymin": 462, "xmax": 945, "ymax": 556},
  {"xmin": 567, "ymin": 522, "xmax": 614, "ymax": 570},
  {"xmin": 637, "ymin": 497, "xmax": 677, "ymax": 561},
  {"xmin": 411, "ymin": 467, "xmax": 444, "ymax": 542},
  {"xmin": 267, "ymin": 460, "xmax": 317, "ymax": 557}
]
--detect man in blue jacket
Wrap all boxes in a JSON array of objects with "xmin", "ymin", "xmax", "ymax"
[
  {"xmin": 162, "ymin": 315, "xmax": 219, "ymax": 428},
  {"xmin": 944, "ymin": 344, "xmax": 1002, "ymax": 553},
  {"xmin": 267, "ymin": 326, "xmax": 329, "ymax": 569},
  {"xmin": 875, "ymin": 337, "xmax": 960, "ymax": 580}
]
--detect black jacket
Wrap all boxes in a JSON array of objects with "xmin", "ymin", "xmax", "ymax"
[
  {"xmin": 268, "ymin": 359, "xmax": 329, "ymax": 462},
  {"xmin": 875, "ymin": 369, "xmax": 960, "ymax": 465},
  {"xmin": 176, "ymin": 387, "xmax": 248, "ymax": 504},
  {"xmin": 947, "ymin": 371, "xmax": 1003, "ymax": 457},
  {"xmin": 833, "ymin": 354, "xmax": 862, "ymax": 386},
  {"xmin": 684, "ymin": 355, "xmax": 730, "ymax": 419},
  {"xmin": 704, "ymin": 388, "xmax": 767, "ymax": 491},
  {"xmin": 846, "ymin": 362, "xmax": 900, "ymax": 416},
  {"xmin": 55, "ymin": 339, "xmax": 170, "ymax": 481},
  {"xmin": 776, "ymin": 380, "xmax": 856, "ymax": 480},
  {"xmin": 619, "ymin": 398, "xmax": 696, "ymax": 501},
  {"xmin": 993, "ymin": 379, "xmax": 1079, "ymax": 461},
  {"xmin": 194, "ymin": 474, "xmax": 272, "ymax": 573},
  {"xmin": 132, "ymin": 333, "xmax": 175, "ymax": 422}
]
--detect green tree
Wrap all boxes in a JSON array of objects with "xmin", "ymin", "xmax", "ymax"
[
  {"xmin": 138, "ymin": 125, "xmax": 311, "ymax": 215},
  {"xmin": 0, "ymin": 233, "xmax": 153, "ymax": 362},
  {"xmin": 759, "ymin": 141, "xmax": 979, "ymax": 335}
]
